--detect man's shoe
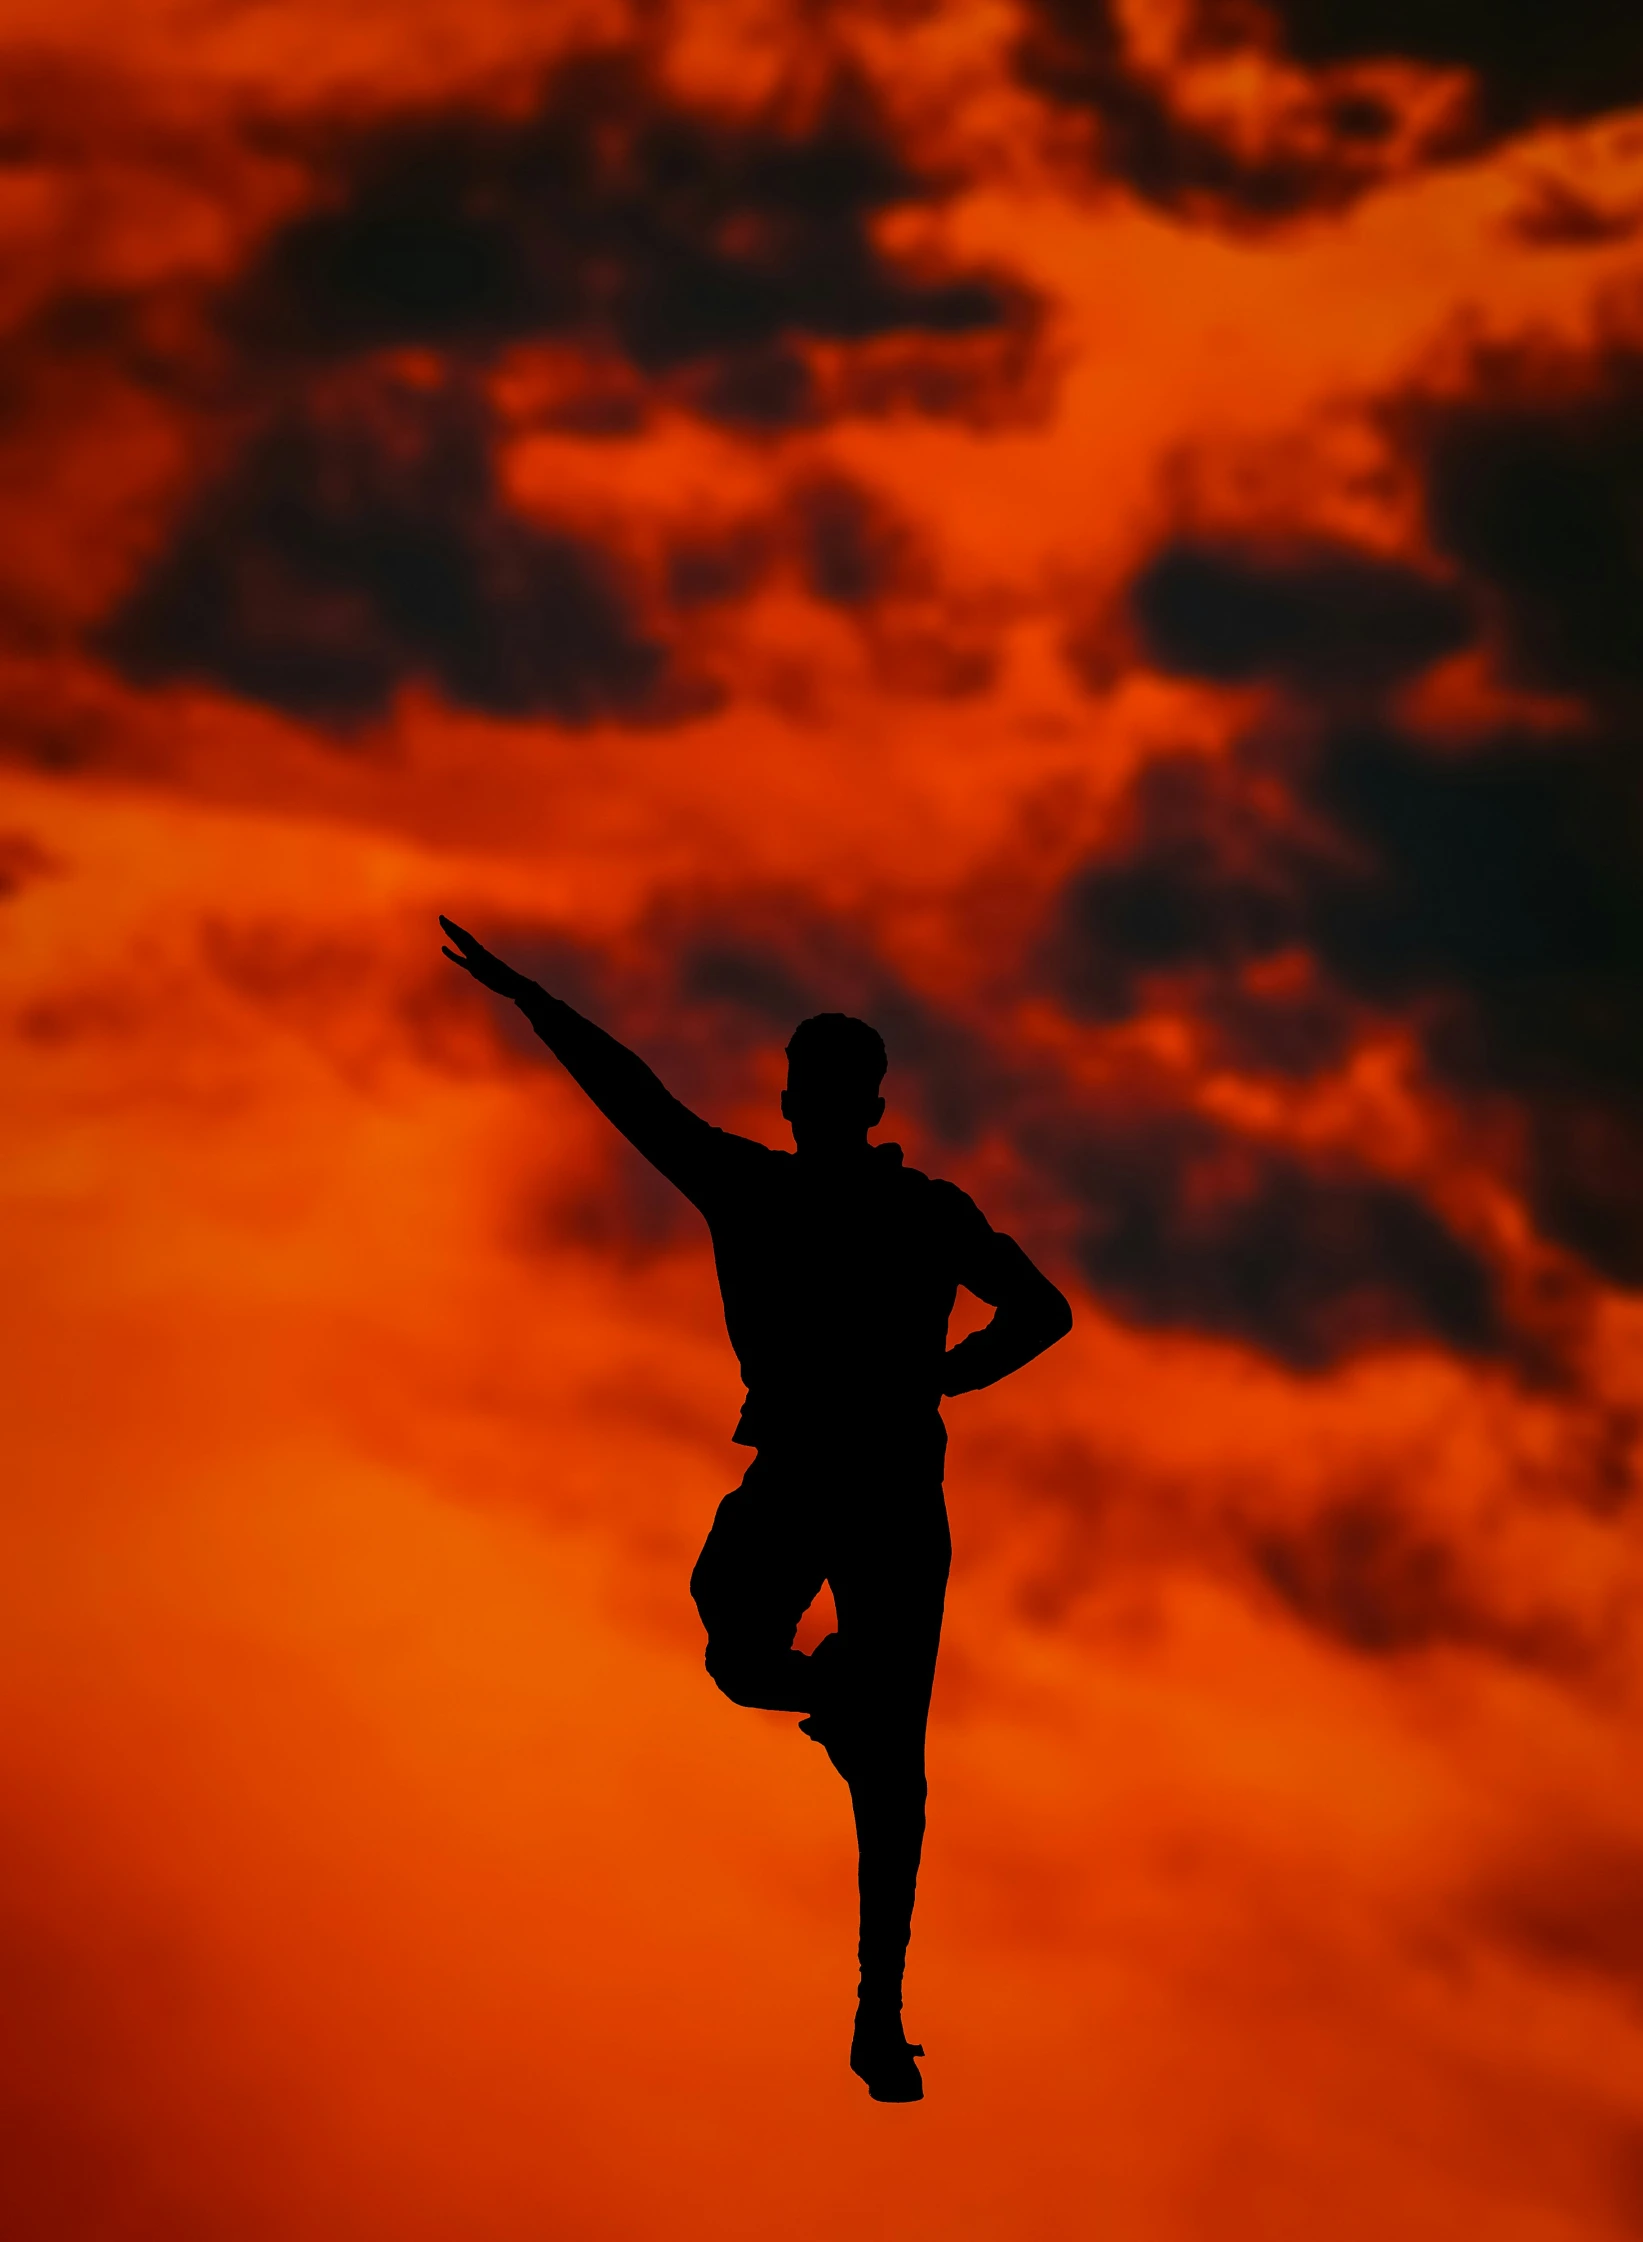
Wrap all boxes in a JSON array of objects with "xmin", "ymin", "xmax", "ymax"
[{"xmin": 850, "ymin": 2004, "xmax": 925, "ymax": 2103}]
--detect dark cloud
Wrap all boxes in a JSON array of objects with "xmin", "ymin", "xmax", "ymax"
[
  {"xmin": 1499, "ymin": 176, "xmax": 1643, "ymax": 250},
  {"xmin": 72, "ymin": 43, "xmax": 1036, "ymax": 720},
  {"xmin": 1015, "ymin": 0, "xmax": 1643, "ymax": 225},
  {"xmin": 1029, "ymin": 1100, "xmax": 1500, "ymax": 1367},
  {"xmin": 1266, "ymin": 1, "xmax": 1643, "ymax": 141},
  {"xmin": 1309, "ymin": 728, "xmax": 1642, "ymax": 1056},
  {"xmin": 1131, "ymin": 541, "xmax": 1473, "ymax": 697},
  {"xmin": 791, "ymin": 473, "xmax": 911, "ymax": 609},
  {"xmin": 1480, "ymin": 1829, "xmax": 1643, "ymax": 2000},
  {"xmin": 1320, "ymin": 348, "xmax": 1643, "ymax": 1290},
  {"xmin": 663, "ymin": 470, "xmax": 998, "ymax": 695},
  {"xmin": 663, "ymin": 473, "xmax": 916, "ymax": 615},
  {"xmin": 100, "ymin": 370, "xmax": 989, "ymax": 724},
  {"xmin": 1054, "ymin": 723, "xmax": 1643, "ymax": 1286},
  {"xmin": 678, "ymin": 939, "xmax": 819, "ymax": 1032},
  {"xmin": 100, "ymin": 370, "xmax": 686, "ymax": 727},
  {"xmin": 1403, "ymin": 347, "xmax": 1643, "ymax": 709},
  {"xmin": 665, "ymin": 524, "xmax": 769, "ymax": 611},
  {"xmin": 1056, "ymin": 339, "xmax": 1643, "ymax": 1288},
  {"xmin": 1016, "ymin": 1, "xmax": 1419, "ymax": 224},
  {"xmin": 1249, "ymin": 1487, "xmax": 1563, "ymax": 1659},
  {"xmin": 228, "ymin": 50, "xmax": 1035, "ymax": 429},
  {"xmin": 1047, "ymin": 753, "xmax": 1323, "ymax": 1026}
]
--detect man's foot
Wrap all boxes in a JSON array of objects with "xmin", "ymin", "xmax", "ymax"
[{"xmin": 849, "ymin": 2003, "xmax": 925, "ymax": 2103}]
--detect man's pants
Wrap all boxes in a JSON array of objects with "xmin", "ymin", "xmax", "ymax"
[{"xmin": 688, "ymin": 1423, "xmax": 951, "ymax": 2009}]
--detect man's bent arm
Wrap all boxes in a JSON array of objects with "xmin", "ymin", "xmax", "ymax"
[{"xmin": 942, "ymin": 1229, "xmax": 1073, "ymax": 1398}]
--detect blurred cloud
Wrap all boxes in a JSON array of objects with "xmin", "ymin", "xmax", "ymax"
[
  {"xmin": 1052, "ymin": 326, "xmax": 1643, "ymax": 1301},
  {"xmin": 1025, "ymin": 1097, "xmax": 1503, "ymax": 1366},
  {"xmin": 1015, "ymin": 0, "xmax": 1445, "ymax": 223},
  {"xmin": 1252, "ymin": 0, "xmax": 1643, "ymax": 142},
  {"xmin": 1249, "ymin": 1483, "xmax": 1562, "ymax": 1660},
  {"xmin": 1014, "ymin": 0, "xmax": 1643, "ymax": 225},
  {"xmin": 101, "ymin": 369, "xmax": 689, "ymax": 728},
  {"xmin": 0, "ymin": 37, "xmax": 1040, "ymax": 727},
  {"xmin": 1502, "ymin": 175, "xmax": 1643, "ymax": 249},
  {"xmin": 1402, "ymin": 338, "xmax": 1643, "ymax": 709},
  {"xmin": 225, "ymin": 48, "xmax": 1039, "ymax": 426},
  {"xmin": 1128, "ymin": 540, "xmax": 1473, "ymax": 698}
]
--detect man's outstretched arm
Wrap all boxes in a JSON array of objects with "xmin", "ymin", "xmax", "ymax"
[
  {"xmin": 440, "ymin": 917, "xmax": 715, "ymax": 1195},
  {"xmin": 941, "ymin": 1213, "xmax": 1073, "ymax": 1399}
]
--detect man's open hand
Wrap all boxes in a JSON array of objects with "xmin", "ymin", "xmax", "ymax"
[{"xmin": 439, "ymin": 916, "xmax": 533, "ymax": 1001}]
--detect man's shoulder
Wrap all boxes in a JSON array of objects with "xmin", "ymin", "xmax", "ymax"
[{"xmin": 880, "ymin": 1148, "xmax": 989, "ymax": 1229}]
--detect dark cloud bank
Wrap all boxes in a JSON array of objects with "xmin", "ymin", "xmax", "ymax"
[
  {"xmin": 98, "ymin": 50, "xmax": 1036, "ymax": 725},
  {"xmin": 103, "ymin": 373, "xmax": 680, "ymax": 728},
  {"xmin": 1056, "ymin": 338, "xmax": 1643, "ymax": 1295},
  {"xmin": 1016, "ymin": 0, "xmax": 1643, "ymax": 224},
  {"xmin": 229, "ymin": 50, "xmax": 1029, "ymax": 421}
]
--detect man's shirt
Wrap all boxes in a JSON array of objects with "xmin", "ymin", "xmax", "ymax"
[{"xmin": 517, "ymin": 987, "xmax": 1069, "ymax": 1446}]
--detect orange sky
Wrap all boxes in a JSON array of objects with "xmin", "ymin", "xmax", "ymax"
[{"xmin": 5, "ymin": 2, "xmax": 1643, "ymax": 2234}]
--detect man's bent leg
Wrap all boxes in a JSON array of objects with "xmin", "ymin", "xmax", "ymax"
[{"xmin": 689, "ymin": 1457, "xmax": 828, "ymax": 1714}]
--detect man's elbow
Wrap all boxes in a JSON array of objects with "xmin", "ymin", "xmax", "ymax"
[
  {"xmin": 1015, "ymin": 1278, "xmax": 1072, "ymax": 1357},
  {"xmin": 1041, "ymin": 1283, "xmax": 1074, "ymax": 1348}
]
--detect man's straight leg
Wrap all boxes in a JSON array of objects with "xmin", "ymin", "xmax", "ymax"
[{"xmin": 820, "ymin": 1424, "xmax": 952, "ymax": 2060}]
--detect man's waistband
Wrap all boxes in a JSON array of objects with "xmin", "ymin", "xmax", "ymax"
[{"xmin": 733, "ymin": 1394, "xmax": 947, "ymax": 1454}]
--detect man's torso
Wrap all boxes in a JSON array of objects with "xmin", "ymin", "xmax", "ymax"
[{"xmin": 686, "ymin": 1137, "xmax": 979, "ymax": 1444}]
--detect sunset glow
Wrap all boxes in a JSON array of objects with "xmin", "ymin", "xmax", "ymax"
[{"xmin": 5, "ymin": 1, "xmax": 1643, "ymax": 2232}]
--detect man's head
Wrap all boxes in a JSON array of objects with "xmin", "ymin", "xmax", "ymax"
[{"xmin": 781, "ymin": 1013, "xmax": 887, "ymax": 1156}]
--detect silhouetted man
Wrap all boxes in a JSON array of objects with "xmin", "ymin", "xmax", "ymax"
[{"xmin": 440, "ymin": 916, "xmax": 1072, "ymax": 2101}]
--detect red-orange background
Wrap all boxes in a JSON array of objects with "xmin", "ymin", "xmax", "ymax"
[{"xmin": 5, "ymin": 3, "xmax": 1643, "ymax": 2234}]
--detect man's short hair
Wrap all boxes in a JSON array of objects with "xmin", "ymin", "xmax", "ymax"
[{"xmin": 785, "ymin": 1012, "xmax": 888, "ymax": 1094}]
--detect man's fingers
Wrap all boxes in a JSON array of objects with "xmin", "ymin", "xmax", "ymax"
[{"xmin": 438, "ymin": 915, "xmax": 526, "ymax": 1000}]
